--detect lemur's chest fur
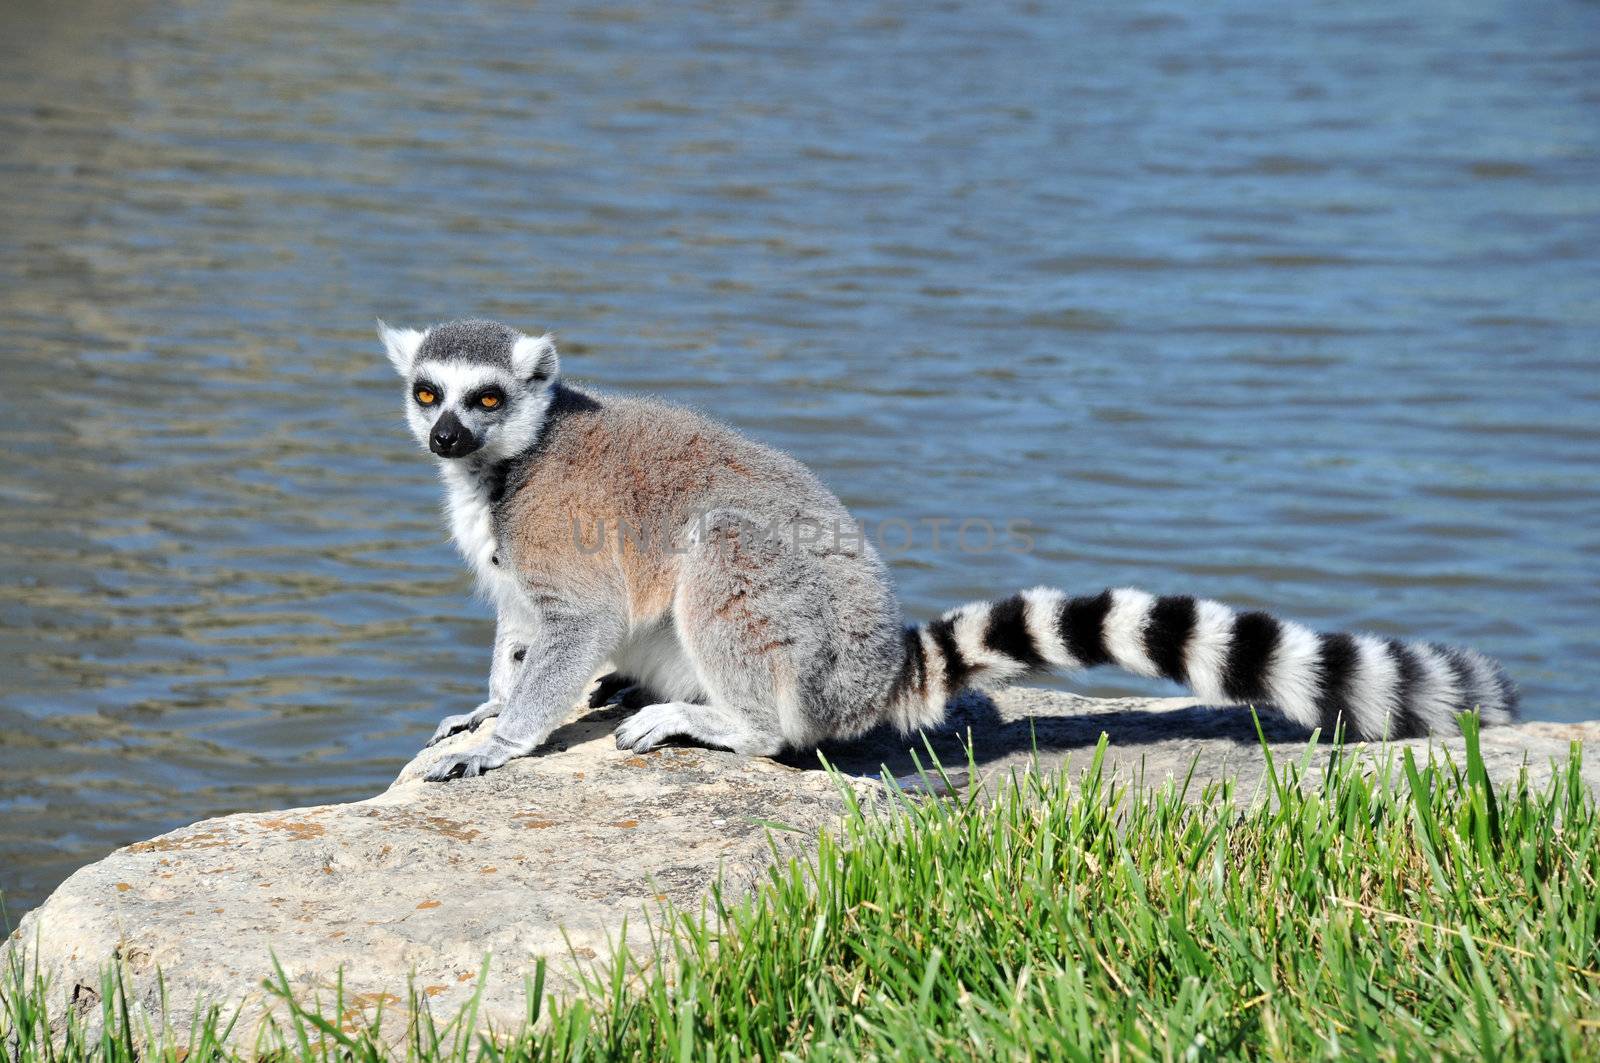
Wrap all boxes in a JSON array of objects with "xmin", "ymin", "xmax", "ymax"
[{"xmin": 439, "ymin": 460, "xmax": 520, "ymax": 605}]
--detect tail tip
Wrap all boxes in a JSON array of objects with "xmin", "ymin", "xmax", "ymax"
[{"xmin": 1489, "ymin": 657, "xmax": 1520, "ymax": 724}]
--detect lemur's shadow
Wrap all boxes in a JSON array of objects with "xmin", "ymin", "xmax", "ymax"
[
  {"xmin": 777, "ymin": 690, "xmax": 1318, "ymax": 780},
  {"xmin": 563, "ymin": 689, "xmax": 1315, "ymax": 780}
]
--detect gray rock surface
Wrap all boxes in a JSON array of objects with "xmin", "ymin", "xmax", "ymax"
[{"xmin": 7, "ymin": 687, "xmax": 1597, "ymax": 1047}]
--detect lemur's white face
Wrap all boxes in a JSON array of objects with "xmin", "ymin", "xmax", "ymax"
[{"xmin": 378, "ymin": 320, "xmax": 560, "ymax": 463}]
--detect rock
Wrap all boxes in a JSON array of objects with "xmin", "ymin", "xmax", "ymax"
[
  {"xmin": 7, "ymin": 688, "xmax": 1597, "ymax": 1048},
  {"xmin": 817, "ymin": 688, "xmax": 1600, "ymax": 798}
]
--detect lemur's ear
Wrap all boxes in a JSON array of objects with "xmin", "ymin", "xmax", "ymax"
[
  {"xmin": 511, "ymin": 332, "xmax": 560, "ymax": 384},
  {"xmin": 376, "ymin": 319, "xmax": 426, "ymax": 376}
]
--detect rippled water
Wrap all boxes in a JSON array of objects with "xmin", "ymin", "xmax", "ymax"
[{"xmin": 2, "ymin": 0, "xmax": 1597, "ymax": 915}]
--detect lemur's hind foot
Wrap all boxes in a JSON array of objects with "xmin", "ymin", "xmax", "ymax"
[{"xmin": 614, "ymin": 702, "xmax": 786, "ymax": 757}]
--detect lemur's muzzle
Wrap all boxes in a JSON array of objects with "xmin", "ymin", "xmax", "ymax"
[{"xmin": 429, "ymin": 412, "xmax": 481, "ymax": 459}]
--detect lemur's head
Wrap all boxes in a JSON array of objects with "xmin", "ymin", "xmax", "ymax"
[{"xmin": 378, "ymin": 318, "xmax": 560, "ymax": 463}]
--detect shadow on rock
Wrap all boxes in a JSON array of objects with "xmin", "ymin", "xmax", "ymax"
[{"xmin": 782, "ymin": 691, "xmax": 1318, "ymax": 780}]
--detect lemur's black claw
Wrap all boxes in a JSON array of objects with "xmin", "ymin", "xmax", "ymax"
[
  {"xmin": 590, "ymin": 671, "xmax": 636, "ymax": 707},
  {"xmin": 619, "ymin": 685, "xmax": 660, "ymax": 711}
]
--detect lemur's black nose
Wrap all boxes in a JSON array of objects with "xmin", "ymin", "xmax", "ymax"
[{"xmin": 428, "ymin": 412, "xmax": 479, "ymax": 458}]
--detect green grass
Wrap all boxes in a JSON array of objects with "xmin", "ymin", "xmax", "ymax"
[{"xmin": 5, "ymin": 713, "xmax": 1598, "ymax": 1060}]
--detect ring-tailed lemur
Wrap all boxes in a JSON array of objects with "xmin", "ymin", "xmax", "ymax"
[{"xmin": 378, "ymin": 318, "xmax": 1518, "ymax": 781}]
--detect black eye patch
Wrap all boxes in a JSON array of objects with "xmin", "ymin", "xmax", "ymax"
[{"xmin": 413, "ymin": 381, "xmax": 441, "ymax": 406}]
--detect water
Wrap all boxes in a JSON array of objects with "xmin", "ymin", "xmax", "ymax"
[{"xmin": 1, "ymin": 0, "xmax": 1596, "ymax": 917}]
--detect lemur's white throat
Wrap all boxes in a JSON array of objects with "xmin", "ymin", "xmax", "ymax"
[{"xmin": 379, "ymin": 318, "xmax": 1518, "ymax": 782}]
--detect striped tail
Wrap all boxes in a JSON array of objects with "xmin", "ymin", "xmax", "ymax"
[{"xmin": 886, "ymin": 586, "xmax": 1518, "ymax": 740}]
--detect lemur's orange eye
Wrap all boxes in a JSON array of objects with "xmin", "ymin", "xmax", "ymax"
[
  {"xmin": 478, "ymin": 392, "xmax": 501, "ymax": 409},
  {"xmin": 414, "ymin": 387, "xmax": 436, "ymax": 405}
]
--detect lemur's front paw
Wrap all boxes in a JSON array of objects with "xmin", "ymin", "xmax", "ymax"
[
  {"xmin": 424, "ymin": 740, "xmax": 515, "ymax": 782},
  {"xmin": 425, "ymin": 713, "xmax": 476, "ymax": 748},
  {"xmin": 424, "ymin": 700, "xmax": 499, "ymax": 747}
]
